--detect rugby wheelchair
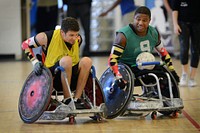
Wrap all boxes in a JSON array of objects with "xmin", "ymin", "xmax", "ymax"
[
  {"xmin": 18, "ymin": 57, "xmax": 107, "ymax": 124},
  {"xmin": 99, "ymin": 53, "xmax": 184, "ymax": 119}
]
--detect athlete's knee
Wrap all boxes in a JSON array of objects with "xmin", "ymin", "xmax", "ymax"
[
  {"xmin": 80, "ymin": 57, "xmax": 92, "ymax": 68},
  {"xmin": 59, "ymin": 56, "xmax": 73, "ymax": 68}
]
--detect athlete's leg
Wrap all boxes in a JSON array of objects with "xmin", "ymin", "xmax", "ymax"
[
  {"xmin": 59, "ymin": 56, "xmax": 73, "ymax": 98},
  {"xmin": 188, "ymin": 23, "xmax": 200, "ymax": 86},
  {"xmin": 74, "ymin": 57, "xmax": 92, "ymax": 99},
  {"xmin": 178, "ymin": 22, "xmax": 190, "ymax": 86}
]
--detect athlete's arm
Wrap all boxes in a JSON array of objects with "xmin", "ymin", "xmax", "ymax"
[
  {"xmin": 154, "ymin": 32, "xmax": 174, "ymax": 71},
  {"xmin": 108, "ymin": 32, "xmax": 126, "ymax": 79},
  {"xmin": 21, "ymin": 32, "xmax": 48, "ymax": 65}
]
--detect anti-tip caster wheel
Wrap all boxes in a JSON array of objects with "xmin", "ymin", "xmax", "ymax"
[
  {"xmin": 151, "ymin": 111, "xmax": 157, "ymax": 120},
  {"xmin": 172, "ymin": 110, "xmax": 179, "ymax": 118},
  {"xmin": 90, "ymin": 114, "xmax": 103, "ymax": 122},
  {"xmin": 69, "ymin": 115, "xmax": 75, "ymax": 124}
]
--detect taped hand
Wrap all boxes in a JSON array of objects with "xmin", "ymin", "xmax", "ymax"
[{"xmin": 114, "ymin": 78, "xmax": 127, "ymax": 90}]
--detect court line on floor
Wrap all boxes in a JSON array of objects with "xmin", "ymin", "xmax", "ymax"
[{"xmin": 182, "ymin": 110, "xmax": 200, "ymax": 131}]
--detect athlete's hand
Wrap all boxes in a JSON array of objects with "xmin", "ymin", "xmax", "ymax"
[
  {"xmin": 114, "ymin": 78, "xmax": 127, "ymax": 90},
  {"xmin": 99, "ymin": 11, "xmax": 108, "ymax": 17},
  {"xmin": 34, "ymin": 61, "xmax": 43, "ymax": 76}
]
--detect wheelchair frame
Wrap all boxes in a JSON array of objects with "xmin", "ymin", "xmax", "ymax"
[{"xmin": 100, "ymin": 62, "xmax": 184, "ymax": 119}]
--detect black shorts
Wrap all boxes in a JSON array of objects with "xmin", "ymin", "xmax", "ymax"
[{"xmin": 49, "ymin": 61, "xmax": 79, "ymax": 91}]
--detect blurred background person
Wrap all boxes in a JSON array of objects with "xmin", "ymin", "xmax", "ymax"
[
  {"xmin": 172, "ymin": 0, "xmax": 200, "ymax": 87},
  {"xmin": 150, "ymin": 0, "xmax": 167, "ymax": 34},
  {"xmin": 99, "ymin": 0, "xmax": 137, "ymax": 26},
  {"xmin": 36, "ymin": 0, "xmax": 58, "ymax": 33},
  {"xmin": 163, "ymin": 0, "xmax": 180, "ymax": 59},
  {"xmin": 63, "ymin": 0, "xmax": 92, "ymax": 56}
]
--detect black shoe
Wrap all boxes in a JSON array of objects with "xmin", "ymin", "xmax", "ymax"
[
  {"xmin": 74, "ymin": 99, "xmax": 85, "ymax": 109},
  {"xmin": 62, "ymin": 97, "xmax": 72, "ymax": 105},
  {"xmin": 74, "ymin": 99, "xmax": 90, "ymax": 109}
]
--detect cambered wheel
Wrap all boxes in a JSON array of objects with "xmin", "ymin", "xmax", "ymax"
[
  {"xmin": 84, "ymin": 73, "xmax": 106, "ymax": 107},
  {"xmin": 99, "ymin": 63, "xmax": 134, "ymax": 119},
  {"xmin": 155, "ymin": 66, "xmax": 180, "ymax": 116},
  {"xmin": 18, "ymin": 67, "xmax": 53, "ymax": 123}
]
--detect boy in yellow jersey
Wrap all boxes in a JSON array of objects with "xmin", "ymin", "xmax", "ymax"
[
  {"xmin": 108, "ymin": 6, "xmax": 179, "ymax": 87},
  {"xmin": 22, "ymin": 17, "xmax": 92, "ymax": 109}
]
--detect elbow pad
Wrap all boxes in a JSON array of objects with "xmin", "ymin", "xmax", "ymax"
[
  {"xmin": 22, "ymin": 36, "xmax": 40, "ymax": 50},
  {"xmin": 109, "ymin": 44, "xmax": 124, "ymax": 77},
  {"xmin": 21, "ymin": 36, "xmax": 40, "ymax": 64}
]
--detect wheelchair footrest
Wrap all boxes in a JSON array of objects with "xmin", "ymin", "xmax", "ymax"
[
  {"xmin": 38, "ymin": 103, "xmax": 106, "ymax": 121},
  {"xmin": 127, "ymin": 99, "xmax": 163, "ymax": 111},
  {"xmin": 163, "ymin": 98, "xmax": 184, "ymax": 108},
  {"xmin": 157, "ymin": 98, "xmax": 184, "ymax": 111},
  {"xmin": 127, "ymin": 98, "xmax": 184, "ymax": 111}
]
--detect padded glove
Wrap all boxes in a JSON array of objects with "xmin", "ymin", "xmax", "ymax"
[
  {"xmin": 33, "ymin": 61, "xmax": 43, "ymax": 76},
  {"xmin": 170, "ymin": 70, "xmax": 180, "ymax": 83}
]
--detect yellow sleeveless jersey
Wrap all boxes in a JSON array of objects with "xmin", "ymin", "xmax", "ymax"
[{"xmin": 44, "ymin": 29, "xmax": 80, "ymax": 68}]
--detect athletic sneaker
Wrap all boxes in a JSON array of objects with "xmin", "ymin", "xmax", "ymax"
[
  {"xmin": 179, "ymin": 74, "xmax": 187, "ymax": 86},
  {"xmin": 47, "ymin": 98, "xmax": 61, "ymax": 111},
  {"xmin": 188, "ymin": 79, "xmax": 197, "ymax": 87},
  {"xmin": 74, "ymin": 99, "xmax": 86, "ymax": 109},
  {"xmin": 62, "ymin": 97, "xmax": 72, "ymax": 105},
  {"xmin": 62, "ymin": 98, "xmax": 90, "ymax": 109}
]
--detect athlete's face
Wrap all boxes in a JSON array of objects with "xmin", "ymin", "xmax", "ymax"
[
  {"xmin": 133, "ymin": 13, "xmax": 150, "ymax": 36},
  {"xmin": 61, "ymin": 30, "xmax": 79, "ymax": 45}
]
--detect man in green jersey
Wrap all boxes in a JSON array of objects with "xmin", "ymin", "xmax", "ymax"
[{"xmin": 108, "ymin": 6, "xmax": 179, "ymax": 87}]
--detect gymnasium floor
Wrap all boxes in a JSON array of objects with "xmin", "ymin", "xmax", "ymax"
[{"xmin": 0, "ymin": 56, "xmax": 199, "ymax": 133}]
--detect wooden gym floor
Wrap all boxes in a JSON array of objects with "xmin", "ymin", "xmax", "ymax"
[{"xmin": 0, "ymin": 56, "xmax": 199, "ymax": 133}]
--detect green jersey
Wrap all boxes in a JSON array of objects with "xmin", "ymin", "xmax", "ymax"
[{"xmin": 118, "ymin": 25, "xmax": 159, "ymax": 66}]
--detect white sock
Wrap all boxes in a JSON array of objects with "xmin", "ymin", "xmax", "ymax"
[{"xmin": 74, "ymin": 98, "xmax": 78, "ymax": 102}]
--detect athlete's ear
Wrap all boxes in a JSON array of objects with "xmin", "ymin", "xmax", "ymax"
[
  {"xmin": 148, "ymin": 17, "xmax": 151, "ymax": 23},
  {"xmin": 60, "ymin": 30, "xmax": 66, "ymax": 37},
  {"xmin": 60, "ymin": 30, "xmax": 64, "ymax": 34}
]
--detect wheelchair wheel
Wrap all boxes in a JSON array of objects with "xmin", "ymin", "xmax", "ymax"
[
  {"xmin": 157, "ymin": 66, "xmax": 180, "ymax": 116},
  {"xmin": 84, "ymin": 73, "xmax": 106, "ymax": 107},
  {"xmin": 99, "ymin": 63, "xmax": 134, "ymax": 119},
  {"xmin": 18, "ymin": 67, "xmax": 53, "ymax": 123}
]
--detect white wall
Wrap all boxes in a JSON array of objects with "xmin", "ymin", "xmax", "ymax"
[{"xmin": 0, "ymin": 0, "xmax": 22, "ymax": 60}]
